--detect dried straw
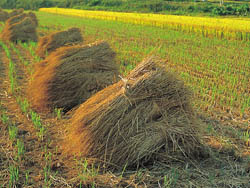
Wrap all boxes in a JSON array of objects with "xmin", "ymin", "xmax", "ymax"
[
  {"xmin": 1, "ymin": 17, "xmax": 38, "ymax": 42},
  {"xmin": 6, "ymin": 12, "xmax": 38, "ymax": 26},
  {"xmin": 63, "ymin": 57, "xmax": 205, "ymax": 169},
  {"xmin": 0, "ymin": 9, "xmax": 9, "ymax": 22},
  {"xmin": 36, "ymin": 27, "xmax": 83, "ymax": 59},
  {"xmin": 8, "ymin": 8, "xmax": 24, "ymax": 18},
  {"xmin": 27, "ymin": 41, "xmax": 119, "ymax": 113}
]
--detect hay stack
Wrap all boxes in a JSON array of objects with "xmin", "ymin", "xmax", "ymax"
[
  {"xmin": 26, "ymin": 12, "xmax": 38, "ymax": 26},
  {"xmin": 6, "ymin": 12, "xmax": 38, "ymax": 26},
  {"xmin": 0, "ymin": 9, "xmax": 9, "ymax": 22},
  {"xmin": 1, "ymin": 17, "xmax": 38, "ymax": 42},
  {"xmin": 64, "ymin": 57, "xmax": 205, "ymax": 169},
  {"xmin": 27, "ymin": 41, "xmax": 119, "ymax": 113},
  {"xmin": 36, "ymin": 27, "xmax": 83, "ymax": 59},
  {"xmin": 8, "ymin": 8, "xmax": 24, "ymax": 18}
]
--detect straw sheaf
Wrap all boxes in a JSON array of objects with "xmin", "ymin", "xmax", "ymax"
[
  {"xmin": 8, "ymin": 8, "xmax": 24, "ymax": 18},
  {"xmin": 28, "ymin": 41, "xmax": 119, "ymax": 113},
  {"xmin": 36, "ymin": 27, "xmax": 83, "ymax": 59},
  {"xmin": 0, "ymin": 9, "xmax": 9, "ymax": 22},
  {"xmin": 6, "ymin": 12, "xmax": 38, "ymax": 26},
  {"xmin": 1, "ymin": 17, "xmax": 38, "ymax": 42},
  {"xmin": 64, "ymin": 57, "xmax": 205, "ymax": 169}
]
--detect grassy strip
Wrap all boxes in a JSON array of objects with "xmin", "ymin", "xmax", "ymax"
[
  {"xmin": 12, "ymin": 42, "xmax": 66, "ymax": 187},
  {"xmin": 0, "ymin": 41, "xmax": 54, "ymax": 187},
  {"xmin": 10, "ymin": 43, "xmax": 47, "ymax": 141},
  {"xmin": 18, "ymin": 41, "xmax": 41, "ymax": 64},
  {"xmin": 0, "ymin": 41, "xmax": 30, "ymax": 187},
  {"xmin": 0, "ymin": 99, "xmax": 23, "ymax": 187},
  {"xmin": 0, "ymin": 42, "xmax": 17, "ymax": 95}
]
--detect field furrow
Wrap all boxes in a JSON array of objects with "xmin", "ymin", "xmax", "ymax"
[{"xmin": 0, "ymin": 41, "xmax": 72, "ymax": 187}]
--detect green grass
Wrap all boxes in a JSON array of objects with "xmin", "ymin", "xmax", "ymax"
[
  {"xmin": 0, "ymin": 42, "xmax": 17, "ymax": 95},
  {"xmin": 1, "ymin": 113, "xmax": 9, "ymax": 124},
  {"xmin": 16, "ymin": 97, "xmax": 29, "ymax": 114},
  {"xmin": 16, "ymin": 139, "xmax": 25, "ymax": 161},
  {"xmin": 0, "ymin": 40, "xmax": 54, "ymax": 187},
  {"xmin": 36, "ymin": 11, "xmax": 250, "ymax": 118},
  {"xmin": 8, "ymin": 42, "xmax": 47, "ymax": 141},
  {"xmin": 75, "ymin": 158, "xmax": 99, "ymax": 187},
  {"xmin": 8, "ymin": 125, "xmax": 18, "ymax": 142},
  {"xmin": 9, "ymin": 165, "xmax": 19, "ymax": 188}
]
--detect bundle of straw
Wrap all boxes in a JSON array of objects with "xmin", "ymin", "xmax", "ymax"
[{"xmin": 64, "ymin": 57, "xmax": 205, "ymax": 169}]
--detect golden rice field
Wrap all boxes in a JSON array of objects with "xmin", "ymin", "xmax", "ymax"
[{"xmin": 40, "ymin": 7, "xmax": 250, "ymax": 41}]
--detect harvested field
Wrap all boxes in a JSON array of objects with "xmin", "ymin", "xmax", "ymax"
[
  {"xmin": 28, "ymin": 41, "xmax": 118, "ymax": 113},
  {"xmin": 36, "ymin": 27, "xmax": 83, "ymax": 58},
  {"xmin": 0, "ymin": 9, "xmax": 249, "ymax": 188},
  {"xmin": 64, "ymin": 57, "xmax": 207, "ymax": 169}
]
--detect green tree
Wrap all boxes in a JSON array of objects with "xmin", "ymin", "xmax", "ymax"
[
  {"xmin": 0, "ymin": 0, "xmax": 16, "ymax": 8},
  {"xmin": 7, "ymin": 0, "xmax": 17, "ymax": 8},
  {"xmin": 0, "ymin": 0, "xmax": 7, "ymax": 8},
  {"xmin": 16, "ymin": 0, "xmax": 31, "ymax": 9}
]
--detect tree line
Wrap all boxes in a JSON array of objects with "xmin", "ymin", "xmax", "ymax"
[{"xmin": 0, "ymin": 0, "xmax": 195, "ymax": 10}]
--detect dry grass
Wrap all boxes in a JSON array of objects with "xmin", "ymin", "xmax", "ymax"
[
  {"xmin": 63, "ymin": 57, "xmax": 207, "ymax": 170},
  {"xmin": 0, "ymin": 9, "xmax": 9, "ymax": 22},
  {"xmin": 8, "ymin": 8, "xmax": 24, "ymax": 18},
  {"xmin": 1, "ymin": 12, "xmax": 38, "ymax": 43},
  {"xmin": 26, "ymin": 12, "xmax": 38, "ymax": 26},
  {"xmin": 28, "ymin": 41, "xmax": 119, "ymax": 113},
  {"xmin": 1, "ymin": 17, "xmax": 38, "ymax": 43},
  {"xmin": 6, "ymin": 12, "xmax": 38, "ymax": 26},
  {"xmin": 36, "ymin": 27, "xmax": 83, "ymax": 59}
]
